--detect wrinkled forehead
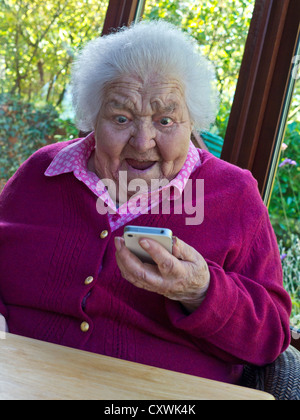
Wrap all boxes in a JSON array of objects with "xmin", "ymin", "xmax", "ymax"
[{"xmin": 102, "ymin": 75, "xmax": 186, "ymax": 114}]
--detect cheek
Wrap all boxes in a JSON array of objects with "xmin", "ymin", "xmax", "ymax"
[
  {"xmin": 157, "ymin": 129, "xmax": 190, "ymax": 161},
  {"xmin": 95, "ymin": 123, "xmax": 129, "ymax": 157}
]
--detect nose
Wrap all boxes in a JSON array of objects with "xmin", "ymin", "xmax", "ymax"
[{"xmin": 129, "ymin": 119, "xmax": 156, "ymax": 152}]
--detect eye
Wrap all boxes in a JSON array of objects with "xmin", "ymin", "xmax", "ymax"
[
  {"xmin": 160, "ymin": 117, "xmax": 173, "ymax": 126},
  {"xmin": 115, "ymin": 115, "xmax": 129, "ymax": 124}
]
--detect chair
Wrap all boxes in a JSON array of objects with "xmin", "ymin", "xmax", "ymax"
[
  {"xmin": 191, "ymin": 130, "xmax": 224, "ymax": 158},
  {"xmin": 241, "ymin": 327, "xmax": 300, "ymax": 400}
]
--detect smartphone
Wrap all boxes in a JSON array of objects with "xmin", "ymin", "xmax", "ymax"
[{"xmin": 123, "ymin": 225, "xmax": 173, "ymax": 264}]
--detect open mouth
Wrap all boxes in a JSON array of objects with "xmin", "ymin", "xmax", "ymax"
[{"xmin": 126, "ymin": 159, "xmax": 156, "ymax": 171}]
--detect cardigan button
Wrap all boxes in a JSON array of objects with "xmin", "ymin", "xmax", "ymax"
[
  {"xmin": 84, "ymin": 276, "xmax": 94, "ymax": 285},
  {"xmin": 80, "ymin": 322, "xmax": 90, "ymax": 333},
  {"xmin": 100, "ymin": 230, "xmax": 109, "ymax": 239}
]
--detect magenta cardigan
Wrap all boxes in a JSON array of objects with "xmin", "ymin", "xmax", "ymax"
[{"xmin": 0, "ymin": 140, "xmax": 291, "ymax": 384}]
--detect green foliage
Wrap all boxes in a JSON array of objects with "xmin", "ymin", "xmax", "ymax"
[
  {"xmin": 268, "ymin": 120, "xmax": 300, "ymax": 323},
  {"xmin": 0, "ymin": 0, "xmax": 109, "ymax": 105},
  {"xmin": 269, "ymin": 121, "xmax": 300, "ymax": 247},
  {"xmin": 0, "ymin": 94, "xmax": 77, "ymax": 181},
  {"xmin": 279, "ymin": 235, "xmax": 300, "ymax": 328}
]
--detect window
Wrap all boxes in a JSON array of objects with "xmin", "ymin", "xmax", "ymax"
[
  {"xmin": 268, "ymin": 75, "xmax": 300, "ymax": 330},
  {"xmin": 268, "ymin": 60, "xmax": 300, "ymax": 242},
  {"xmin": 222, "ymin": 0, "xmax": 300, "ymax": 198}
]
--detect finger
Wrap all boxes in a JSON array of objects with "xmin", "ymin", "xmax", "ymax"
[
  {"xmin": 115, "ymin": 236, "xmax": 145, "ymax": 275},
  {"xmin": 139, "ymin": 238, "xmax": 183, "ymax": 277},
  {"xmin": 172, "ymin": 236, "xmax": 200, "ymax": 263},
  {"xmin": 115, "ymin": 237, "xmax": 163, "ymax": 292}
]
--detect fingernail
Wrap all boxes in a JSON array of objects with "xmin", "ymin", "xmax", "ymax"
[
  {"xmin": 140, "ymin": 239, "xmax": 150, "ymax": 249},
  {"xmin": 115, "ymin": 237, "xmax": 122, "ymax": 251}
]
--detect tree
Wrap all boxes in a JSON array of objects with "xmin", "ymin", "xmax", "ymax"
[{"xmin": 0, "ymin": 0, "xmax": 109, "ymax": 105}]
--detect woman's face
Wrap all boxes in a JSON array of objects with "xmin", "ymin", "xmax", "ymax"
[{"xmin": 91, "ymin": 75, "xmax": 192, "ymax": 199}]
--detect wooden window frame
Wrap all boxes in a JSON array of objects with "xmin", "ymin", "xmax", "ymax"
[
  {"xmin": 102, "ymin": 0, "xmax": 146, "ymax": 35},
  {"xmin": 221, "ymin": 0, "xmax": 300, "ymax": 200}
]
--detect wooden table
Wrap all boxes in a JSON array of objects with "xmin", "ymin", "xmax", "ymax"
[{"xmin": 0, "ymin": 333, "xmax": 274, "ymax": 400}]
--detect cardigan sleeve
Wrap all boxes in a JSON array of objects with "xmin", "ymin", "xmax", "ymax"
[{"xmin": 165, "ymin": 209, "xmax": 292, "ymax": 367}]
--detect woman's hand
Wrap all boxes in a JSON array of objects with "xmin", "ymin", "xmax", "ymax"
[{"xmin": 115, "ymin": 236, "xmax": 210, "ymax": 313}]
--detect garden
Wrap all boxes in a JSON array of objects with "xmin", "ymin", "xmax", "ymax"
[{"xmin": 1, "ymin": 0, "xmax": 299, "ymax": 327}]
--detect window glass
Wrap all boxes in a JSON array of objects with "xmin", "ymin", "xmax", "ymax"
[
  {"xmin": 0, "ymin": 0, "xmax": 109, "ymax": 190},
  {"xmin": 143, "ymin": 0, "xmax": 255, "ymax": 147},
  {"xmin": 268, "ymin": 88, "xmax": 300, "ymax": 244},
  {"xmin": 268, "ymin": 76, "xmax": 300, "ymax": 329}
]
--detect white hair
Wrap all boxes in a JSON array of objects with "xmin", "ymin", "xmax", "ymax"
[{"xmin": 71, "ymin": 20, "xmax": 219, "ymax": 132}]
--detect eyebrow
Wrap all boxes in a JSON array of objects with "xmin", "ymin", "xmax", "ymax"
[
  {"xmin": 151, "ymin": 101, "xmax": 178, "ymax": 114},
  {"xmin": 107, "ymin": 100, "xmax": 129, "ymax": 109},
  {"xmin": 106, "ymin": 99, "xmax": 179, "ymax": 115}
]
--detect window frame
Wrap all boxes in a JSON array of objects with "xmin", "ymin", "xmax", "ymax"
[
  {"xmin": 221, "ymin": 0, "xmax": 300, "ymax": 201},
  {"xmin": 102, "ymin": 0, "xmax": 146, "ymax": 35}
]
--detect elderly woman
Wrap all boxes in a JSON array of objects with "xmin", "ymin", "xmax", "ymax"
[{"xmin": 0, "ymin": 21, "xmax": 291, "ymax": 385}]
